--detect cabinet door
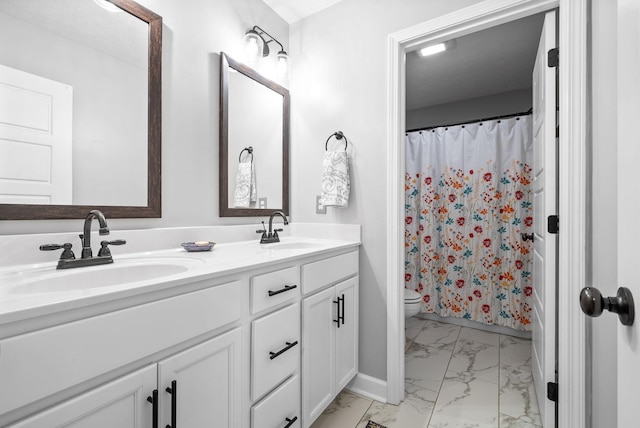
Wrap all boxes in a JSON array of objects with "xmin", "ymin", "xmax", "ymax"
[
  {"xmin": 9, "ymin": 365, "xmax": 156, "ymax": 428},
  {"xmin": 158, "ymin": 328, "xmax": 242, "ymax": 428},
  {"xmin": 335, "ymin": 276, "xmax": 359, "ymax": 391},
  {"xmin": 302, "ymin": 287, "xmax": 336, "ymax": 427}
]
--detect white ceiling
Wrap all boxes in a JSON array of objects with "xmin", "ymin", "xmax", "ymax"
[
  {"xmin": 262, "ymin": 2, "xmax": 544, "ymax": 113},
  {"xmin": 261, "ymin": 0, "xmax": 345, "ymax": 23},
  {"xmin": 406, "ymin": 13, "xmax": 545, "ymax": 111}
]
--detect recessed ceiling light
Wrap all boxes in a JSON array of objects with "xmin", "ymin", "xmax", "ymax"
[{"xmin": 418, "ymin": 43, "xmax": 446, "ymax": 57}]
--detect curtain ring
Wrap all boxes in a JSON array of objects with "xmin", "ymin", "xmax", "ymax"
[
  {"xmin": 239, "ymin": 146, "xmax": 253, "ymax": 163},
  {"xmin": 325, "ymin": 131, "xmax": 349, "ymax": 151}
]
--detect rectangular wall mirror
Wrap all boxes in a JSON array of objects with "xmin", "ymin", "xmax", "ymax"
[
  {"xmin": 219, "ymin": 52, "xmax": 289, "ymax": 217},
  {"xmin": 0, "ymin": 0, "xmax": 162, "ymax": 219}
]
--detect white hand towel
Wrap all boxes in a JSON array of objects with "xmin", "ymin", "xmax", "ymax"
[
  {"xmin": 233, "ymin": 161, "xmax": 257, "ymax": 207},
  {"xmin": 319, "ymin": 150, "xmax": 350, "ymax": 207}
]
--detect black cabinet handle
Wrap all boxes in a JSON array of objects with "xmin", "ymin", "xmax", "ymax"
[
  {"xmin": 333, "ymin": 299, "xmax": 341, "ymax": 328},
  {"xmin": 146, "ymin": 389, "xmax": 158, "ymax": 428},
  {"xmin": 284, "ymin": 416, "xmax": 298, "ymax": 428},
  {"xmin": 340, "ymin": 294, "xmax": 345, "ymax": 325},
  {"xmin": 269, "ymin": 340, "xmax": 299, "ymax": 360},
  {"xmin": 268, "ymin": 284, "xmax": 298, "ymax": 297},
  {"xmin": 165, "ymin": 380, "xmax": 177, "ymax": 428}
]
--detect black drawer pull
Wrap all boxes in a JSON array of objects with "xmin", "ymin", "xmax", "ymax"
[
  {"xmin": 284, "ymin": 416, "xmax": 298, "ymax": 428},
  {"xmin": 165, "ymin": 380, "xmax": 177, "ymax": 428},
  {"xmin": 268, "ymin": 284, "xmax": 298, "ymax": 297},
  {"xmin": 269, "ymin": 340, "xmax": 299, "ymax": 360},
  {"xmin": 339, "ymin": 294, "xmax": 345, "ymax": 325},
  {"xmin": 333, "ymin": 299, "xmax": 341, "ymax": 328},
  {"xmin": 146, "ymin": 389, "xmax": 158, "ymax": 428}
]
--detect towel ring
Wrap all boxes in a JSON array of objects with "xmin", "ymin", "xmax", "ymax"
[
  {"xmin": 325, "ymin": 131, "xmax": 349, "ymax": 151},
  {"xmin": 239, "ymin": 146, "xmax": 253, "ymax": 163}
]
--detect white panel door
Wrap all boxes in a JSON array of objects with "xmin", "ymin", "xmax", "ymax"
[
  {"xmin": 8, "ymin": 365, "xmax": 156, "ymax": 428},
  {"xmin": 335, "ymin": 276, "xmax": 358, "ymax": 391},
  {"xmin": 531, "ymin": 10, "xmax": 557, "ymax": 428},
  {"xmin": 157, "ymin": 328, "xmax": 242, "ymax": 428},
  {"xmin": 0, "ymin": 64, "xmax": 72, "ymax": 204},
  {"xmin": 616, "ymin": 0, "xmax": 640, "ymax": 425},
  {"xmin": 302, "ymin": 286, "xmax": 336, "ymax": 427}
]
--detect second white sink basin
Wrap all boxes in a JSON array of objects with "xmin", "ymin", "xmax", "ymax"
[{"xmin": 3, "ymin": 257, "xmax": 205, "ymax": 294}]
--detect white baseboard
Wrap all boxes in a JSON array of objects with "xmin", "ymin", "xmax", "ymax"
[{"xmin": 346, "ymin": 373, "xmax": 387, "ymax": 403}]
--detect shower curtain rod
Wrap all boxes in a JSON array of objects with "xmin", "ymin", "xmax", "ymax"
[{"xmin": 405, "ymin": 108, "xmax": 533, "ymax": 134}]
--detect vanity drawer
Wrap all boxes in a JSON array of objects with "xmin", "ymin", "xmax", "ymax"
[
  {"xmin": 252, "ymin": 303, "xmax": 300, "ymax": 401},
  {"xmin": 252, "ymin": 375, "xmax": 300, "ymax": 428},
  {"xmin": 251, "ymin": 266, "xmax": 300, "ymax": 315},
  {"xmin": 302, "ymin": 250, "xmax": 358, "ymax": 295},
  {"xmin": 0, "ymin": 281, "xmax": 241, "ymax": 415}
]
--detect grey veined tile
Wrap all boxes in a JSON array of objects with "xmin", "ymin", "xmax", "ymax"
[
  {"xmin": 406, "ymin": 316, "xmax": 428, "ymax": 341},
  {"xmin": 499, "ymin": 335, "xmax": 532, "ymax": 368},
  {"xmin": 405, "ymin": 341, "xmax": 453, "ymax": 392},
  {"xmin": 310, "ymin": 390, "xmax": 372, "ymax": 428},
  {"xmin": 428, "ymin": 373, "xmax": 499, "ymax": 428},
  {"xmin": 458, "ymin": 327, "xmax": 500, "ymax": 346},
  {"xmin": 499, "ymin": 364, "xmax": 541, "ymax": 426},
  {"xmin": 448, "ymin": 338, "xmax": 499, "ymax": 384},
  {"xmin": 356, "ymin": 383, "xmax": 437, "ymax": 428},
  {"xmin": 413, "ymin": 320, "xmax": 461, "ymax": 349},
  {"xmin": 500, "ymin": 412, "xmax": 543, "ymax": 428}
]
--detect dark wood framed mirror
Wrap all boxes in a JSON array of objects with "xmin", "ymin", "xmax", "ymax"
[
  {"xmin": 219, "ymin": 52, "xmax": 289, "ymax": 217},
  {"xmin": 0, "ymin": 0, "xmax": 162, "ymax": 220}
]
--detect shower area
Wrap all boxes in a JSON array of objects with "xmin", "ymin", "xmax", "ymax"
[
  {"xmin": 404, "ymin": 113, "xmax": 534, "ymax": 333},
  {"xmin": 403, "ymin": 13, "xmax": 546, "ymax": 336}
]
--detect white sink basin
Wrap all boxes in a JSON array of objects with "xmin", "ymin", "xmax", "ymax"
[{"xmin": 2, "ymin": 257, "xmax": 204, "ymax": 294}]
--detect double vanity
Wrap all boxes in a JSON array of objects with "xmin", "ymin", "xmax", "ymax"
[{"xmin": 0, "ymin": 223, "xmax": 361, "ymax": 428}]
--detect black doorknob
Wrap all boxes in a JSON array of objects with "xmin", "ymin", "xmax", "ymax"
[{"xmin": 579, "ymin": 286, "xmax": 635, "ymax": 326}]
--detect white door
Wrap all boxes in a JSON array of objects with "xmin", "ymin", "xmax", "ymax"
[
  {"xmin": 0, "ymin": 64, "xmax": 72, "ymax": 204},
  {"xmin": 531, "ymin": 10, "xmax": 557, "ymax": 428},
  {"xmin": 8, "ymin": 365, "xmax": 156, "ymax": 428},
  {"xmin": 157, "ymin": 328, "xmax": 242, "ymax": 428},
  {"xmin": 302, "ymin": 286, "xmax": 336, "ymax": 427},
  {"xmin": 616, "ymin": 0, "xmax": 640, "ymax": 424},
  {"xmin": 335, "ymin": 276, "xmax": 359, "ymax": 391}
]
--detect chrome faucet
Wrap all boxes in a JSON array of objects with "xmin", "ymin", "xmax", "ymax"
[
  {"xmin": 81, "ymin": 209, "xmax": 110, "ymax": 258},
  {"xmin": 257, "ymin": 211, "xmax": 289, "ymax": 244},
  {"xmin": 40, "ymin": 209, "xmax": 126, "ymax": 269}
]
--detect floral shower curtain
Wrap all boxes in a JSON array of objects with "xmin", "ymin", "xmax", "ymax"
[{"xmin": 404, "ymin": 115, "xmax": 534, "ymax": 331}]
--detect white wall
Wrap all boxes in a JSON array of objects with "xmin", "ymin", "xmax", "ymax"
[
  {"xmin": 289, "ymin": 0, "xmax": 477, "ymax": 381},
  {"xmin": 589, "ymin": 0, "xmax": 618, "ymax": 425},
  {"xmin": 0, "ymin": 0, "xmax": 288, "ymax": 235},
  {"xmin": 406, "ymin": 88, "xmax": 531, "ymax": 130}
]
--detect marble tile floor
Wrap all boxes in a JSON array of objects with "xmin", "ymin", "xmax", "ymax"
[{"xmin": 311, "ymin": 317, "xmax": 541, "ymax": 428}]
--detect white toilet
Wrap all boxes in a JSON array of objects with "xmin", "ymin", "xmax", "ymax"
[{"xmin": 404, "ymin": 288, "xmax": 422, "ymax": 317}]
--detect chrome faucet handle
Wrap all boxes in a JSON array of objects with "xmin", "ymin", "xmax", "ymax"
[
  {"xmin": 98, "ymin": 239, "xmax": 127, "ymax": 257},
  {"xmin": 40, "ymin": 243, "xmax": 75, "ymax": 260}
]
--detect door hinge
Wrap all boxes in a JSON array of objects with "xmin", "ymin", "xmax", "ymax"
[
  {"xmin": 547, "ymin": 382, "xmax": 558, "ymax": 402},
  {"xmin": 548, "ymin": 48, "xmax": 559, "ymax": 67},
  {"xmin": 548, "ymin": 215, "xmax": 559, "ymax": 234}
]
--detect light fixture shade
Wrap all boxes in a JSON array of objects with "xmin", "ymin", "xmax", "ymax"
[
  {"xmin": 276, "ymin": 50, "xmax": 288, "ymax": 70},
  {"xmin": 244, "ymin": 29, "xmax": 264, "ymax": 58}
]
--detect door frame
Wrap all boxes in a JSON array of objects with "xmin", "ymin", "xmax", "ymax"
[{"xmin": 385, "ymin": 0, "xmax": 588, "ymax": 426}]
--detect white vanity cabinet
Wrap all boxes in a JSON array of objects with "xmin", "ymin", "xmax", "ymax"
[
  {"xmin": 8, "ymin": 328, "xmax": 242, "ymax": 428},
  {"xmin": 301, "ymin": 252, "xmax": 359, "ymax": 428},
  {"xmin": 0, "ymin": 281, "xmax": 242, "ymax": 428},
  {"xmin": 249, "ymin": 266, "xmax": 301, "ymax": 428}
]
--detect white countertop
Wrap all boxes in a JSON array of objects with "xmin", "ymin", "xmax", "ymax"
[{"xmin": 0, "ymin": 224, "xmax": 361, "ymax": 327}]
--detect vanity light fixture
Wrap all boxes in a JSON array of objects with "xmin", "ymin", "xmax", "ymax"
[{"xmin": 244, "ymin": 25, "xmax": 289, "ymax": 74}]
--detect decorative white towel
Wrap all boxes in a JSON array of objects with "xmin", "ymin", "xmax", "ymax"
[
  {"xmin": 233, "ymin": 161, "xmax": 257, "ymax": 207},
  {"xmin": 319, "ymin": 150, "xmax": 350, "ymax": 207}
]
